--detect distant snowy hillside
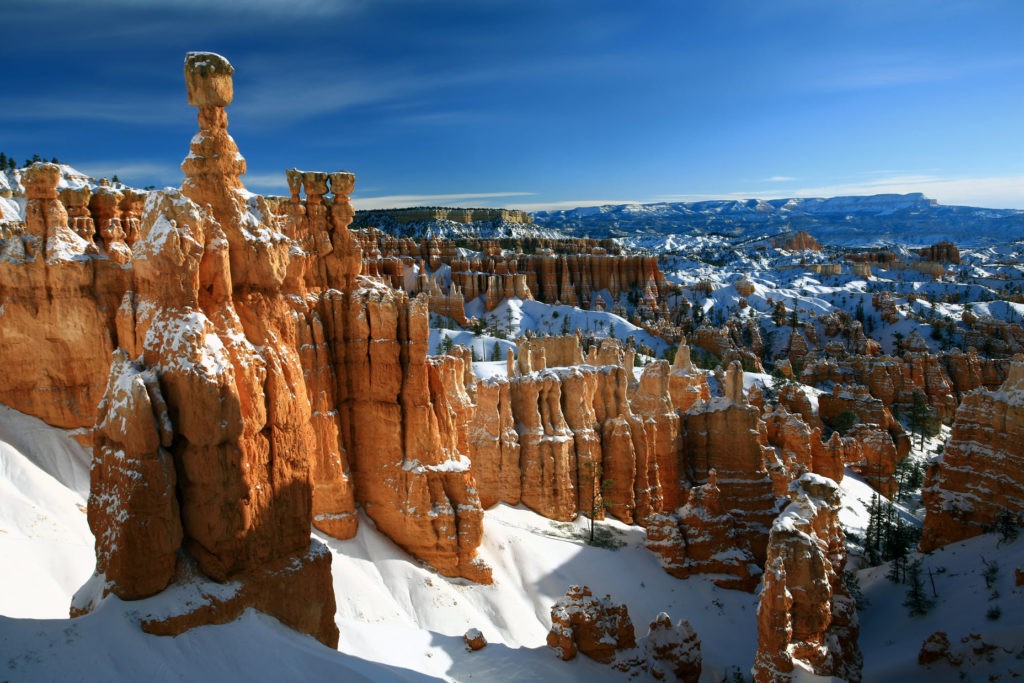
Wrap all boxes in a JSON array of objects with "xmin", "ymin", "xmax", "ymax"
[
  {"xmin": 353, "ymin": 212, "xmax": 567, "ymax": 241},
  {"xmin": 532, "ymin": 194, "xmax": 1024, "ymax": 247}
]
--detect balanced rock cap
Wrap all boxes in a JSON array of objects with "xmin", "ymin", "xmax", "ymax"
[{"xmin": 184, "ymin": 52, "xmax": 234, "ymax": 107}]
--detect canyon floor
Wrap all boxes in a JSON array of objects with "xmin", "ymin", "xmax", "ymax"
[{"xmin": 3, "ymin": 395, "xmax": 1022, "ymax": 682}]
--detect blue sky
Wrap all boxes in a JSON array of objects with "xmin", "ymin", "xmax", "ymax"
[{"xmin": 4, "ymin": 0, "xmax": 1023, "ymax": 209}]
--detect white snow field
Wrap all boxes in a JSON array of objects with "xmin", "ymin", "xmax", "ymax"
[{"xmin": 1, "ymin": 402, "xmax": 1022, "ymax": 681}]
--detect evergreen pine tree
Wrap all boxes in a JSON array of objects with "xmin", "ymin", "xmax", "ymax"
[{"xmin": 902, "ymin": 559, "xmax": 934, "ymax": 615}]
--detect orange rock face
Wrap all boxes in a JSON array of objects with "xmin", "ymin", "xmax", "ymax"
[
  {"xmin": 919, "ymin": 358, "xmax": 1024, "ymax": 552},
  {"xmin": 804, "ymin": 351, "xmax": 958, "ymax": 423},
  {"xmin": 668, "ymin": 344, "xmax": 710, "ymax": 412},
  {"xmin": 89, "ymin": 351, "xmax": 181, "ymax": 600},
  {"xmin": 763, "ymin": 405, "xmax": 845, "ymax": 491},
  {"xmin": 818, "ymin": 384, "xmax": 909, "ymax": 495},
  {"xmin": 752, "ymin": 474, "xmax": 862, "ymax": 683},
  {"xmin": 0, "ymin": 162, "xmax": 124, "ymax": 431},
  {"xmin": 546, "ymin": 585, "xmax": 636, "ymax": 663},
  {"xmin": 645, "ymin": 470, "xmax": 760, "ymax": 590},
  {"xmin": 918, "ymin": 241, "xmax": 960, "ymax": 264},
  {"xmin": 771, "ymin": 230, "xmax": 821, "ymax": 251},
  {"xmin": 134, "ymin": 544, "xmax": 338, "ymax": 649},
  {"xmin": 82, "ymin": 52, "xmax": 341, "ymax": 647},
  {"xmin": 679, "ymin": 401, "xmax": 780, "ymax": 564},
  {"xmin": 632, "ymin": 360, "xmax": 683, "ymax": 509}
]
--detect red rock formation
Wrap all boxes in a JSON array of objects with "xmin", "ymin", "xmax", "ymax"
[
  {"xmin": 546, "ymin": 585, "xmax": 636, "ymax": 663},
  {"xmin": 919, "ymin": 357, "xmax": 1024, "ymax": 552},
  {"xmin": 668, "ymin": 344, "xmax": 710, "ymax": 411},
  {"xmin": 632, "ymin": 360, "xmax": 683, "ymax": 509},
  {"xmin": 786, "ymin": 329, "xmax": 811, "ymax": 369},
  {"xmin": 679, "ymin": 400, "xmax": 779, "ymax": 564},
  {"xmin": 918, "ymin": 241, "xmax": 960, "ymax": 264},
  {"xmin": 89, "ymin": 350, "xmax": 181, "ymax": 599},
  {"xmin": 517, "ymin": 334, "xmax": 584, "ymax": 369},
  {"xmin": 645, "ymin": 470, "xmax": 760, "ymax": 590},
  {"xmin": 775, "ymin": 383, "xmax": 822, "ymax": 430},
  {"xmin": 0, "ymin": 162, "xmax": 123, "ymax": 430},
  {"xmin": 873, "ymin": 291, "xmax": 900, "ymax": 324},
  {"xmin": 963, "ymin": 316, "xmax": 1024, "ymax": 357},
  {"xmin": 771, "ymin": 230, "xmax": 821, "ymax": 251},
  {"xmin": 131, "ymin": 546, "xmax": 338, "ymax": 648},
  {"xmin": 762, "ymin": 395, "xmax": 845, "ymax": 490},
  {"xmin": 752, "ymin": 474, "xmax": 862, "ymax": 683},
  {"xmin": 805, "ymin": 352, "xmax": 958, "ymax": 422},
  {"xmin": 468, "ymin": 376, "xmax": 522, "ymax": 508},
  {"xmin": 334, "ymin": 286, "xmax": 491, "ymax": 582},
  {"xmin": 918, "ymin": 631, "xmax": 959, "ymax": 666},
  {"xmin": 464, "ymin": 628, "xmax": 487, "ymax": 651},
  {"xmin": 639, "ymin": 613, "xmax": 702, "ymax": 682},
  {"xmin": 508, "ymin": 369, "xmax": 578, "ymax": 520}
]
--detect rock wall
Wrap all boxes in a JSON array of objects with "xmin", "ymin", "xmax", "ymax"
[
  {"xmin": 0, "ymin": 52, "xmax": 504, "ymax": 645},
  {"xmin": 752, "ymin": 474, "xmax": 862, "ymax": 683},
  {"xmin": 803, "ymin": 352, "xmax": 958, "ymax": 423},
  {"xmin": 919, "ymin": 357, "xmax": 1024, "ymax": 552},
  {"xmin": 352, "ymin": 229, "xmax": 669, "ymax": 314},
  {"xmin": 679, "ymin": 399, "xmax": 780, "ymax": 564}
]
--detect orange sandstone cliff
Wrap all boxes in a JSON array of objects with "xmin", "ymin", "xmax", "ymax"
[{"xmin": 919, "ymin": 356, "xmax": 1024, "ymax": 552}]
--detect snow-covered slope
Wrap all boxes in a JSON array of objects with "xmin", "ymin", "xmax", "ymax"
[{"xmin": 3, "ymin": 396, "xmax": 1023, "ymax": 681}]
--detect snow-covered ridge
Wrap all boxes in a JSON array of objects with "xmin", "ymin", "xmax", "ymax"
[{"xmin": 532, "ymin": 193, "xmax": 1024, "ymax": 247}]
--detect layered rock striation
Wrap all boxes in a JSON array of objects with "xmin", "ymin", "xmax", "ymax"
[{"xmin": 919, "ymin": 356, "xmax": 1024, "ymax": 551}]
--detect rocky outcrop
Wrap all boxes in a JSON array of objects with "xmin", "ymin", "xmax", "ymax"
[
  {"xmin": 918, "ymin": 241, "xmax": 960, "ymax": 264},
  {"xmin": 546, "ymin": 585, "xmax": 636, "ymax": 663},
  {"xmin": 89, "ymin": 351, "xmax": 181, "ymax": 600},
  {"xmin": 817, "ymin": 384, "xmax": 910, "ymax": 495},
  {"xmin": 679, "ymin": 400, "xmax": 780, "ymax": 564},
  {"xmin": 126, "ymin": 545, "xmax": 338, "ymax": 648},
  {"xmin": 632, "ymin": 360, "xmax": 683, "ymax": 509},
  {"xmin": 468, "ymin": 376, "xmax": 522, "ymax": 508},
  {"xmin": 771, "ymin": 230, "xmax": 821, "ymax": 251},
  {"xmin": 668, "ymin": 344, "xmax": 710, "ymax": 411},
  {"xmin": 752, "ymin": 474, "xmax": 861, "ymax": 683},
  {"xmin": 645, "ymin": 470, "xmax": 760, "ymax": 590},
  {"xmin": 0, "ymin": 162, "xmax": 125, "ymax": 430},
  {"xmin": 638, "ymin": 613, "xmax": 702, "ymax": 682},
  {"xmin": 497, "ymin": 364, "xmax": 660, "ymax": 524},
  {"xmin": 919, "ymin": 357, "xmax": 1024, "ymax": 552},
  {"xmin": 354, "ymin": 229, "xmax": 668, "ymax": 314},
  {"xmin": 803, "ymin": 352, "xmax": 957, "ymax": 423},
  {"xmin": 69, "ymin": 55, "xmax": 340, "ymax": 648},
  {"xmin": 918, "ymin": 631, "xmax": 959, "ymax": 666},
  {"xmin": 763, "ymin": 405, "xmax": 843, "ymax": 492}
]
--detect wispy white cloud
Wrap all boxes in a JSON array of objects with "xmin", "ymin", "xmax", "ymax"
[
  {"xmin": 353, "ymin": 191, "xmax": 535, "ymax": 210},
  {"xmin": 241, "ymin": 173, "xmax": 289, "ymax": 193},
  {"xmin": 806, "ymin": 54, "xmax": 1024, "ymax": 91},
  {"xmin": 763, "ymin": 175, "xmax": 798, "ymax": 182}
]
